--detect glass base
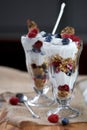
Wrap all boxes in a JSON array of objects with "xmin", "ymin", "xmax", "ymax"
[
  {"xmin": 47, "ymin": 105, "xmax": 80, "ymax": 119},
  {"xmin": 27, "ymin": 94, "xmax": 55, "ymax": 107},
  {"xmin": 27, "ymin": 85, "xmax": 55, "ymax": 107}
]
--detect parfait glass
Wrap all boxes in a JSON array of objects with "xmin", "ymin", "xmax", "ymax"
[
  {"xmin": 21, "ymin": 35, "xmax": 54, "ymax": 107},
  {"xmin": 47, "ymin": 41, "xmax": 83, "ymax": 119}
]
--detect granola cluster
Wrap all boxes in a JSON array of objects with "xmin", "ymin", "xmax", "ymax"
[
  {"xmin": 61, "ymin": 26, "xmax": 75, "ymax": 36},
  {"xmin": 31, "ymin": 63, "xmax": 49, "ymax": 89},
  {"xmin": 51, "ymin": 54, "xmax": 77, "ymax": 76},
  {"xmin": 57, "ymin": 84, "xmax": 70, "ymax": 98}
]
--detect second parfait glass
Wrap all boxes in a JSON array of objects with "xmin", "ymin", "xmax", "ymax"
[{"xmin": 47, "ymin": 40, "xmax": 83, "ymax": 119}]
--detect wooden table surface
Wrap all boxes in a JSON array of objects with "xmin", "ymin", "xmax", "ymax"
[
  {"xmin": 0, "ymin": 66, "xmax": 87, "ymax": 130},
  {"xmin": 0, "ymin": 122, "xmax": 87, "ymax": 130}
]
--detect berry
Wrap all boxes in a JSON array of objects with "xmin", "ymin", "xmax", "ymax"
[
  {"xmin": 9, "ymin": 96, "xmax": 19, "ymax": 105},
  {"xmin": 66, "ymin": 70, "xmax": 72, "ymax": 76},
  {"xmin": 45, "ymin": 34, "xmax": 52, "ymax": 42},
  {"xmin": 58, "ymin": 85, "xmax": 64, "ymax": 91},
  {"xmin": 33, "ymin": 40, "xmax": 43, "ymax": 50},
  {"xmin": 55, "ymin": 33, "xmax": 61, "ymax": 38},
  {"xmin": 52, "ymin": 61, "xmax": 60, "ymax": 67},
  {"xmin": 48, "ymin": 114, "xmax": 59, "ymax": 123},
  {"xmin": 31, "ymin": 28, "xmax": 38, "ymax": 34},
  {"xmin": 32, "ymin": 40, "xmax": 43, "ymax": 52},
  {"xmin": 28, "ymin": 28, "xmax": 38, "ymax": 38},
  {"xmin": 63, "ymin": 84, "xmax": 69, "ymax": 91},
  {"xmin": 42, "ymin": 33, "xmax": 48, "ymax": 37},
  {"xmin": 67, "ymin": 63, "xmax": 73, "ymax": 70},
  {"xmin": 58, "ymin": 85, "xmax": 69, "ymax": 91},
  {"xmin": 72, "ymin": 35, "xmax": 80, "ymax": 42},
  {"xmin": 36, "ymin": 75, "xmax": 43, "ymax": 79},
  {"xmin": 55, "ymin": 67, "xmax": 60, "ymax": 73},
  {"xmin": 32, "ymin": 48, "xmax": 40, "ymax": 53},
  {"xmin": 62, "ymin": 34, "xmax": 73, "ymax": 39},
  {"xmin": 62, "ymin": 38, "xmax": 70, "ymax": 45},
  {"xmin": 61, "ymin": 118, "xmax": 69, "ymax": 125},
  {"xmin": 28, "ymin": 32, "xmax": 37, "ymax": 38},
  {"xmin": 62, "ymin": 34, "xmax": 80, "ymax": 42}
]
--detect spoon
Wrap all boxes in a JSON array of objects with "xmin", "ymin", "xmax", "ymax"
[{"xmin": 16, "ymin": 93, "xmax": 40, "ymax": 119}]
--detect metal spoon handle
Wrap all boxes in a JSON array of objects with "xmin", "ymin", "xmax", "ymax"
[{"xmin": 24, "ymin": 101, "xmax": 40, "ymax": 118}]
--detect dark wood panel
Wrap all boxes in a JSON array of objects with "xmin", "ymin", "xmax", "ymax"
[{"xmin": 0, "ymin": 40, "xmax": 27, "ymax": 71}]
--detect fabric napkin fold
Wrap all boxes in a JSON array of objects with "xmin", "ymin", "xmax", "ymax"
[
  {"xmin": 0, "ymin": 87, "xmax": 87, "ymax": 127},
  {"xmin": 0, "ymin": 66, "xmax": 87, "ymax": 127}
]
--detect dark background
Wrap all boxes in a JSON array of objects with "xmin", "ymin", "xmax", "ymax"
[{"xmin": 0, "ymin": 0, "xmax": 87, "ymax": 74}]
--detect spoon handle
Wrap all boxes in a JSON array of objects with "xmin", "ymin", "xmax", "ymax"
[{"xmin": 24, "ymin": 101, "xmax": 40, "ymax": 118}]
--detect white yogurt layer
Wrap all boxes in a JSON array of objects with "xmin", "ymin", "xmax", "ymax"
[{"xmin": 21, "ymin": 31, "xmax": 78, "ymax": 61}]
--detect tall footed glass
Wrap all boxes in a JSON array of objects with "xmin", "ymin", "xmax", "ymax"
[
  {"xmin": 21, "ymin": 36, "xmax": 54, "ymax": 107},
  {"xmin": 47, "ymin": 41, "xmax": 83, "ymax": 119}
]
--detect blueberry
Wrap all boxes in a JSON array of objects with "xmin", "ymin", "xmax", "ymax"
[
  {"xmin": 62, "ymin": 38, "xmax": 70, "ymax": 45},
  {"xmin": 36, "ymin": 74, "xmax": 47, "ymax": 79},
  {"xmin": 45, "ymin": 33, "xmax": 52, "ymax": 42},
  {"xmin": 66, "ymin": 72, "xmax": 71, "ymax": 76},
  {"xmin": 55, "ymin": 33, "xmax": 61, "ymax": 38},
  {"xmin": 36, "ymin": 75, "xmax": 42, "ymax": 79},
  {"xmin": 32, "ymin": 48, "xmax": 41, "ymax": 53},
  {"xmin": 66, "ymin": 70, "xmax": 72, "ymax": 76},
  {"xmin": 42, "ymin": 33, "xmax": 48, "ymax": 37},
  {"xmin": 61, "ymin": 118, "xmax": 69, "ymax": 125}
]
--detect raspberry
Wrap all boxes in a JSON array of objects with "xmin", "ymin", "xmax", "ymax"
[
  {"xmin": 62, "ymin": 34, "xmax": 80, "ymax": 42},
  {"xmin": 33, "ymin": 40, "xmax": 43, "ymax": 50},
  {"xmin": 48, "ymin": 114, "xmax": 59, "ymax": 123},
  {"xmin": 72, "ymin": 35, "xmax": 80, "ymax": 42},
  {"xmin": 67, "ymin": 63, "xmax": 73, "ymax": 70},
  {"xmin": 63, "ymin": 84, "xmax": 69, "ymax": 91},
  {"xmin": 52, "ymin": 61, "xmax": 60, "ymax": 67},
  {"xmin": 58, "ymin": 85, "xmax": 69, "ymax": 91},
  {"xmin": 9, "ymin": 96, "xmax": 19, "ymax": 105},
  {"xmin": 58, "ymin": 85, "xmax": 64, "ymax": 91},
  {"xmin": 55, "ymin": 67, "xmax": 60, "ymax": 73},
  {"xmin": 62, "ymin": 34, "xmax": 73, "ymax": 39},
  {"xmin": 31, "ymin": 28, "xmax": 38, "ymax": 34},
  {"xmin": 28, "ymin": 32, "xmax": 37, "ymax": 38},
  {"xmin": 28, "ymin": 28, "xmax": 38, "ymax": 38}
]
